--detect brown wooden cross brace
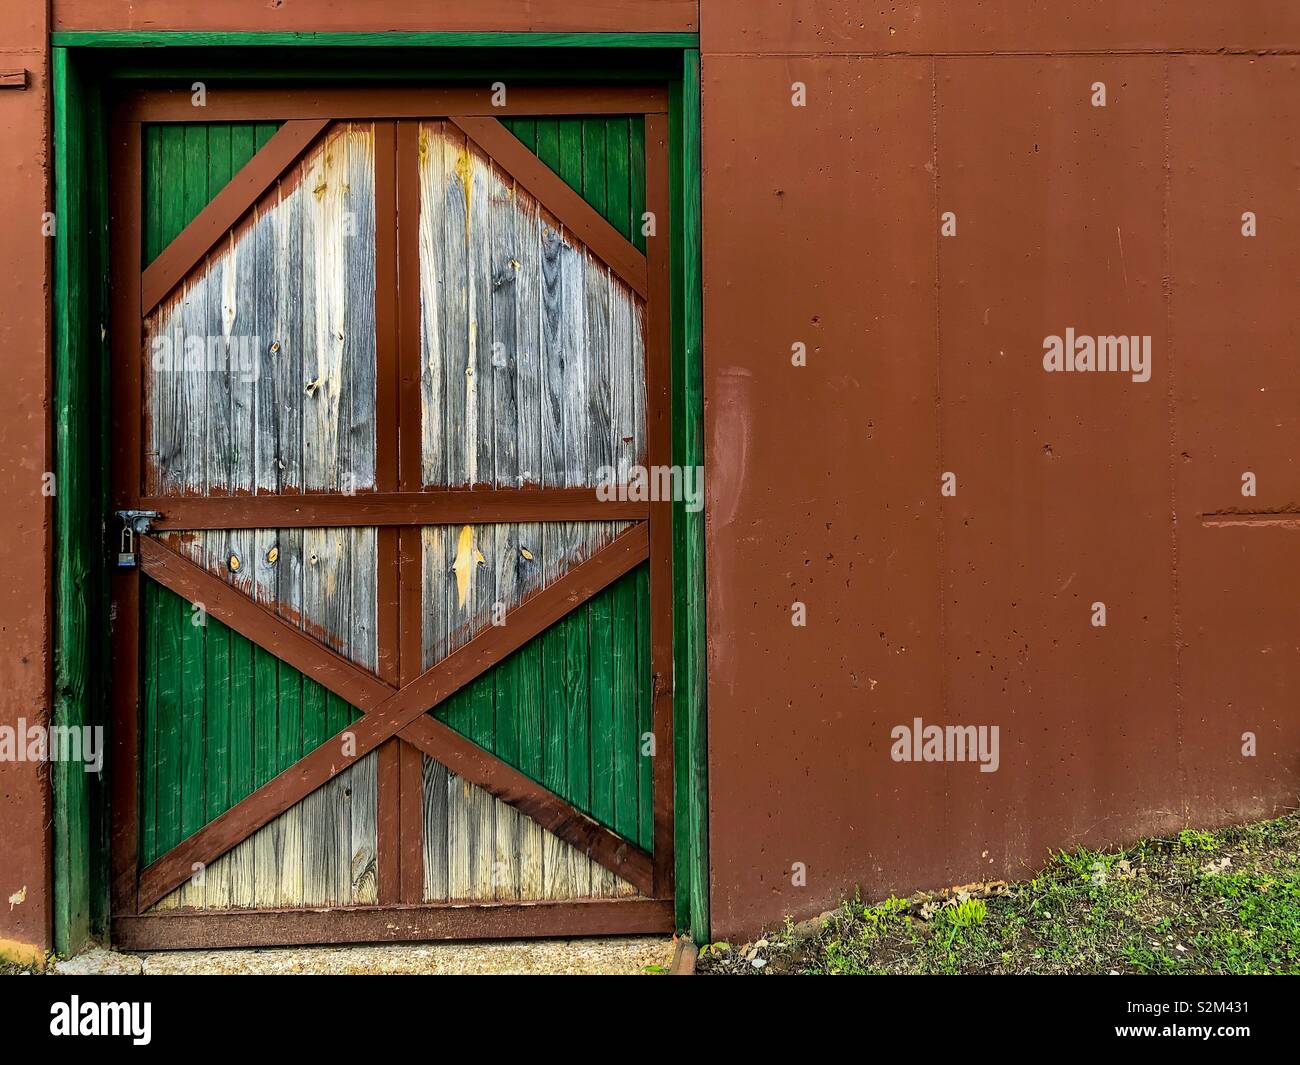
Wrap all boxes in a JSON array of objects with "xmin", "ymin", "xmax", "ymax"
[{"xmin": 135, "ymin": 524, "xmax": 654, "ymax": 909}]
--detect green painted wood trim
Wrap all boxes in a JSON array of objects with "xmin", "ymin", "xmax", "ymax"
[
  {"xmin": 52, "ymin": 46, "xmax": 91, "ymax": 957},
  {"xmin": 51, "ymin": 31, "xmax": 698, "ymax": 50},
  {"xmin": 52, "ymin": 46, "xmax": 114, "ymax": 955},
  {"xmin": 670, "ymin": 49, "xmax": 709, "ymax": 942}
]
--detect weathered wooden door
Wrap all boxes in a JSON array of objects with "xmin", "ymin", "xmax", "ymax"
[{"xmin": 107, "ymin": 87, "xmax": 674, "ymax": 949}]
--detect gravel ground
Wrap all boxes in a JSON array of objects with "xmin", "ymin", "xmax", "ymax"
[{"xmin": 50, "ymin": 937, "xmax": 676, "ymax": 976}]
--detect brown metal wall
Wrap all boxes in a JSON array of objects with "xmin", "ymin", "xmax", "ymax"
[
  {"xmin": 50, "ymin": 0, "xmax": 698, "ymax": 33},
  {"xmin": 701, "ymin": 4, "xmax": 1300, "ymax": 937},
  {"xmin": 0, "ymin": 0, "xmax": 52, "ymax": 963}
]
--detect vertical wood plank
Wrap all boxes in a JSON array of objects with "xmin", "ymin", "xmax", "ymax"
[
  {"xmin": 469, "ymin": 142, "xmax": 495, "ymax": 485},
  {"xmin": 421, "ymin": 753, "xmax": 449, "ymax": 901},
  {"xmin": 539, "ymin": 522, "xmax": 573, "ymax": 900},
  {"xmin": 442, "ymin": 128, "xmax": 471, "ymax": 486},
  {"xmin": 636, "ymin": 563, "xmax": 654, "ymax": 851},
  {"xmin": 419, "ymin": 121, "xmax": 447, "ymax": 488}
]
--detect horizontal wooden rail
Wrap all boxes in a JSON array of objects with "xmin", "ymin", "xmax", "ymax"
[
  {"xmin": 133, "ymin": 489, "xmax": 649, "ymax": 529},
  {"xmin": 116, "ymin": 86, "xmax": 669, "ymax": 123},
  {"xmin": 112, "ymin": 897, "xmax": 675, "ymax": 950}
]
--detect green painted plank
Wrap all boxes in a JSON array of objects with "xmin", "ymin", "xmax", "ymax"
[
  {"xmin": 52, "ymin": 47, "xmax": 94, "ymax": 950},
  {"xmin": 302, "ymin": 678, "xmax": 330, "ymax": 754},
  {"xmin": 326, "ymin": 691, "xmax": 358, "ymax": 737},
  {"xmin": 671, "ymin": 50, "xmax": 709, "ymax": 941},
  {"xmin": 580, "ymin": 118, "xmax": 607, "ymax": 217},
  {"xmin": 469, "ymin": 675, "xmax": 495, "ymax": 757},
  {"xmin": 636, "ymin": 566, "xmax": 653, "ymax": 850},
  {"xmin": 438, "ymin": 688, "xmax": 474, "ymax": 740},
  {"xmin": 540, "ymin": 623, "xmax": 568, "ymax": 800},
  {"xmin": 229, "ymin": 632, "xmax": 255, "ymax": 806},
  {"xmin": 154, "ymin": 584, "xmax": 184, "ymax": 856},
  {"xmin": 179, "ymin": 597, "xmax": 207, "ymax": 839},
  {"xmin": 629, "ymin": 118, "xmax": 647, "ymax": 254},
  {"xmin": 52, "ymin": 31, "xmax": 700, "ymax": 49},
  {"xmin": 517, "ymin": 638, "xmax": 544, "ymax": 788},
  {"xmin": 587, "ymin": 587, "xmax": 615, "ymax": 833},
  {"xmin": 140, "ymin": 582, "xmax": 160, "ymax": 865},
  {"xmin": 557, "ymin": 119, "xmax": 583, "ymax": 190},
  {"xmin": 182, "ymin": 125, "xmax": 210, "ymax": 243},
  {"xmin": 494, "ymin": 653, "xmax": 520, "ymax": 770},
  {"xmin": 253, "ymin": 645, "xmax": 279, "ymax": 789},
  {"xmin": 156, "ymin": 125, "xmax": 186, "ymax": 258},
  {"xmin": 563, "ymin": 606, "xmax": 592, "ymax": 816},
  {"xmin": 206, "ymin": 123, "xmax": 232, "ymax": 201},
  {"xmin": 605, "ymin": 117, "xmax": 632, "ymax": 239},
  {"xmin": 203, "ymin": 613, "xmax": 231, "ymax": 825},
  {"xmin": 277, "ymin": 662, "xmax": 303, "ymax": 773},
  {"xmin": 534, "ymin": 119, "xmax": 559, "ymax": 173},
  {"xmin": 611, "ymin": 570, "xmax": 640, "ymax": 843},
  {"xmin": 229, "ymin": 123, "xmax": 256, "ymax": 184}
]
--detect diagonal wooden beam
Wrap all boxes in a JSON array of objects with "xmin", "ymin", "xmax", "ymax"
[
  {"xmin": 136, "ymin": 524, "xmax": 652, "ymax": 908},
  {"xmin": 399, "ymin": 717, "xmax": 653, "ymax": 894},
  {"xmin": 140, "ymin": 118, "xmax": 329, "ymax": 316},
  {"xmin": 449, "ymin": 115, "xmax": 649, "ymax": 298},
  {"xmin": 140, "ymin": 536, "xmax": 394, "ymax": 710}
]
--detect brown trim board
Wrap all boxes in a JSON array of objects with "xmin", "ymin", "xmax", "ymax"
[
  {"xmin": 134, "ymin": 490, "xmax": 649, "ymax": 529},
  {"xmin": 118, "ymin": 86, "xmax": 669, "ymax": 123},
  {"xmin": 112, "ymin": 898, "xmax": 675, "ymax": 951}
]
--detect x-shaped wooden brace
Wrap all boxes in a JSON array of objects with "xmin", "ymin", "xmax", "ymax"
[{"xmin": 135, "ymin": 523, "xmax": 654, "ymax": 909}]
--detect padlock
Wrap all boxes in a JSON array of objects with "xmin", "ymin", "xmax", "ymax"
[{"xmin": 117, "ymin": 525, "xmax": 137, "ymax": 569}]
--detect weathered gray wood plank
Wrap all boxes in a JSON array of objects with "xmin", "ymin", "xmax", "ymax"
[
  {"xmin": 469, "ymin": 139, "xmax": 495, "ymax": 486},
  {"xmin": 442, "ymin": 128, "xmax": 471, "ymax": 487},
  {"xmin": 419, "ymin": 122, "xmax": 448, "ymax": 488},
  {"xmin": 539, "ymin": 210, "xmax": 566, "ymax": 490},
  {"xmin": 490, "ymin": 165, "xmax": 520, "ymax": 488},
  {"xmin": 515, "ymin": 190, "xmax": 542, "ymax": 488},
  {"xmin": 421, "ymin": 753, "xmax": 449, "ymax": 901}
]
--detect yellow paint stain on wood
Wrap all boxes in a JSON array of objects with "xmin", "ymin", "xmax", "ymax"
[
  {"xmin": 454, "ymin": 147, "xmax": 474, "ymax": 227},
  {"xmin": 453, "ymin": 524, "xmax": 476, "ymax": 608}
]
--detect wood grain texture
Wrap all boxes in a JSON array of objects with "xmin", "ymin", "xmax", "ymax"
[
  {"xmin": 418, "ymin": 120, "xmax": 646, "ymax": 490},
  {"xmin": 145, "ymin": 123, "xmax": 377, "ymax": 497}
]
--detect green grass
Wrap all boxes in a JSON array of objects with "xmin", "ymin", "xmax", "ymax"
[{"xmin": 700, "ymin": 812, "xmax": 1300, "ymax": 975}]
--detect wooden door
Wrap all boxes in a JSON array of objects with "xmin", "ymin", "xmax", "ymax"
[{"xmin": 107, "ymin": 87, "xmax": 674, "ymax": 949}]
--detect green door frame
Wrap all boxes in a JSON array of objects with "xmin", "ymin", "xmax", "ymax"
[{"xmin": 50, "ymin": 32, "xmax": 707, "ymax": 953}]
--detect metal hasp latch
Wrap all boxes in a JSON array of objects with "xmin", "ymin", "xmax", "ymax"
[{"xmin": 114, "ymin": 510, "xmax": 161, "ymax": 569}]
